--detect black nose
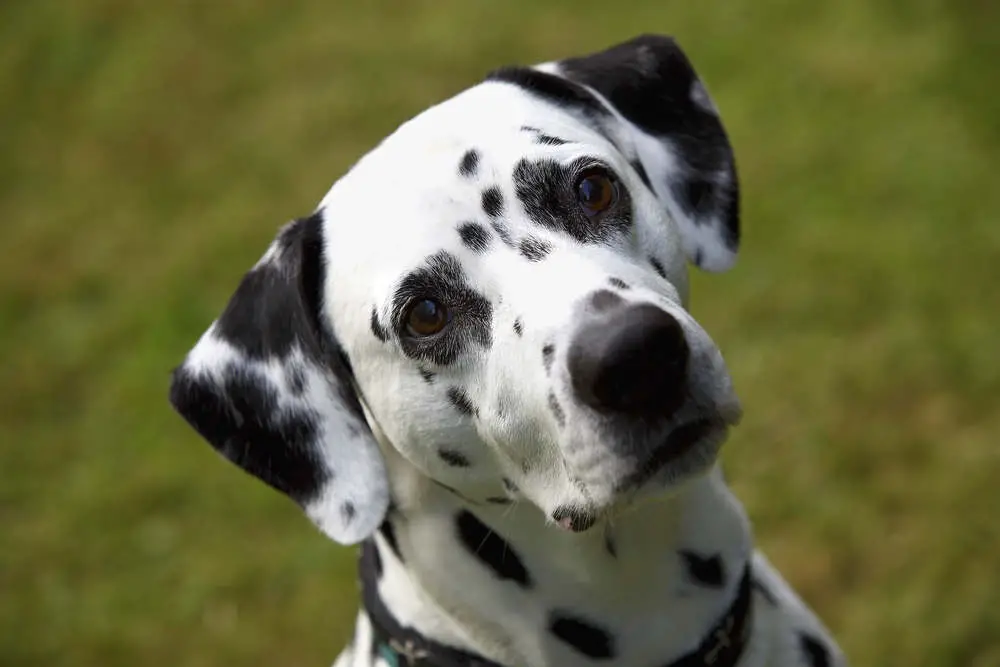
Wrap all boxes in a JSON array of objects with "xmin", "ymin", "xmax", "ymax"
[{"xmin": 568, "ymin": 302, "xmax": 689, "ymax": 419}]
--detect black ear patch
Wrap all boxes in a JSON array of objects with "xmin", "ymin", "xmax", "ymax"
[
  {"xmin": 556, "ymin": 34, "xmax": 739, "ymax": 268},
  {"xmin": 493, "ymin": 34, "xmax": 740, "ymax": 271},
  {"xmin": 171, "ymin": 364, "xmax": 327, "ymax": 504},
  {"xmin": 169, "ymin": 211, "xmax": 390, "ymax": 545}
]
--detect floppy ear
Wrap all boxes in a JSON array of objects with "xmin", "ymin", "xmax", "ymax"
[
  {"xmin": 489, "ymin": 34, "xmax": 740, "ymax": 271},
  {"xmin": 168, "ymin": 211, "xmax": 388, "ymax": 545}
]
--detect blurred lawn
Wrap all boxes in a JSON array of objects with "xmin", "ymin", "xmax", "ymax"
[{"xmin": 2, "ymin": 1, "xmax": 998, "ymax": 665}]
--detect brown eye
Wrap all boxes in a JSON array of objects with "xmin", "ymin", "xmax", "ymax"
[
  {"xmin": 576, "ymin": 169, "xmax": 617, "ymax": 214},
  {"xmin": 405, "ymin": 299, "xmax": 450, "ymax": 337}
]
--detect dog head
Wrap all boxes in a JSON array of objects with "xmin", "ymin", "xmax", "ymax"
[{"xmin": 170, "ymin": 35, "xmax": 742, "ymax": 544}]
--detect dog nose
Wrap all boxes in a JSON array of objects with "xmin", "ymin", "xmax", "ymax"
[{"xmin": 568, "ymin": 302, "xmax": 689, "ymax": 419}]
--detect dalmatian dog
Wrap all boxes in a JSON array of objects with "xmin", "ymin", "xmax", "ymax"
[{"xmin": 169, "ymin": 34, "xmax": 847, "ymax": 667}]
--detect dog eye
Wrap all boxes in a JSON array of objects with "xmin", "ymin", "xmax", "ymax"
[
  {"xmin": 405, "ymin": 299, "xmax": 450, "ymax": 337},
  {"xmin": 575, "ymin": 169, "xmax": 617, "ymax": 215}
]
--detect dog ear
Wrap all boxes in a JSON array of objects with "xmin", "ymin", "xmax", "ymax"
[
  {"xmin": 168, "ymin": 211, "xmax": 388, "ymax": 545},
  {"xmin": 489, "ymin": 34, "xmax": 740, "ymax": 272}
]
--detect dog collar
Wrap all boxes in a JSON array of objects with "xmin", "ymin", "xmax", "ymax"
[{"xmin": 360, "ymin": 539, "xmax": 753, "ymax": 667}]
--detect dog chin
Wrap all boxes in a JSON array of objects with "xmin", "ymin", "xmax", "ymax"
[{"xmin": 549, "ymin": 421, "xmax": 732, "ymax": 534}]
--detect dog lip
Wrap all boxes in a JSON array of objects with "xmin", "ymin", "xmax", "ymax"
[
  {"xmin": 551, "ymin": 505, "xmax": 599, "ymax": 533},
  {"xmin": 617, "ymin": 418, "xmax": 717, "ymax": 491}
]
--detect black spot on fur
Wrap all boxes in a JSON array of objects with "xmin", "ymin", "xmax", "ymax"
[
  {"xmin": 551, "ymin": 506, "xmax": 595, "ymax": 532},
  {"xmin": 455, "ymin": 510, "xmax": 532, "ymax": 587},
  {"xmin": 439, "ymin": 448, "xmax": 471, "ymax": 467},
  {"xmin": 679, "ymin": 550, "xmax": 725, "ymax": 588},
  {"xmin": 649, "ymin": 256, "xmax": 667, "ymax": 279},
  {"xmin": 535, "ymin": 133, "xmax": 569, "ymax": 146},
  {"xmin": 512, "ymin": 157, "xmax": 631, "ymax": 244},
  {"xmin": 799, "ymin": 633, "xmax": 832, "ymax": 667},
  {"xmin": 458, "ymin": 149, "xmax": 480, "ymax": 178},
  {"xmin": 519, "ymin": 236, "xmax": 552, "ymax": 262},
  {"xmin": 379, "ymin": 518, "xmax": 402, "ymax": 562},
  {"xmin": 608, "ymin": 277, "xmax": 629, "ymax": 290},
  {"xmin": 487, "ymin": 67, "xmax": 611, "ymax": 126},
  {"xmin": 447, "ymin": 387, "xmax": 477, "ymax": 416},
  {"xmin": 392, "ymin": 251, "xmax": 493, "ymax": 366},
  {"xmin": 418, "ymin": 367, "xmax": 436, "ymax": 383},
  {"xmin": 548, "ymin": 611, "xmax": 616, "ymax": 659},
  {"xmin": 341, "ymin": 502, "xmax": 356, "ymax": 523},
  {"xmin": 502, "ymin": 478, "xmax": 518, "ymax": 494},
  {"xmin": 370, "ymin": 307, "xmax": 390, "ymax": 342},
  {"xmin": 490, "ymin": 221, "xmax": 516, "ymax": 248},
  {"xmin": 481, "ymin": 186, "xmax": 505, "ymax": 218},
  {"xmin": 458, "ymin": 221, "xmax": 491, "ymax": 254},
  {"xmin": 548, "ymin": 392, "xmax": 565, "ymax": 427},
  {"xmin": 542, "ymin": 343, "xmax": 555, "ymax": 372},
  {"xmin": 513, "ymin": 318, "xmax": 523, "ymax": 337}
]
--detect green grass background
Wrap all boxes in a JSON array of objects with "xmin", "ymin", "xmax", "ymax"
[{"xmin": 2, "ymin": 1, "xmax": 998, "ymax": 665}]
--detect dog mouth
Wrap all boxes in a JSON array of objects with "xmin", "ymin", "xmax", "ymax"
[
  {"xmin": 551, "ymin": 419, "xmax": 727, "ymax": 533},
  {"xmin": 615, "ymin": 418, "xmax": 723, "ymax": 492}
]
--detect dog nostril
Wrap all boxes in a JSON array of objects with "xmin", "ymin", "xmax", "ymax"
[{"xmin": 568, "ymin": 305, "xmax": 689, "ymax": 419}]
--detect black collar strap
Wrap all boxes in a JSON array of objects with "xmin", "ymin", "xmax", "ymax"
[
  {"xmin": 663, "ymin": 563, "xmax": 753, "ymax": 667},
  {"xmin": 360, "ymin": 540, "xmax": 507, "ymax": 667},
  {"xmin": 360, "ymin": 539, "xmax": 753, "ymax": 667}
]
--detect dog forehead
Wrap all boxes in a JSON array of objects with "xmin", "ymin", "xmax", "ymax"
[{"xmin": 318, "ymin": 82, "xmax": 602, "ymax": 270}]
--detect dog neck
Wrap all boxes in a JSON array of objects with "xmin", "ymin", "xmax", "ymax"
[{"xmin": 359, "ymin": 446, "xmax": 754, "ymax": 667}]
